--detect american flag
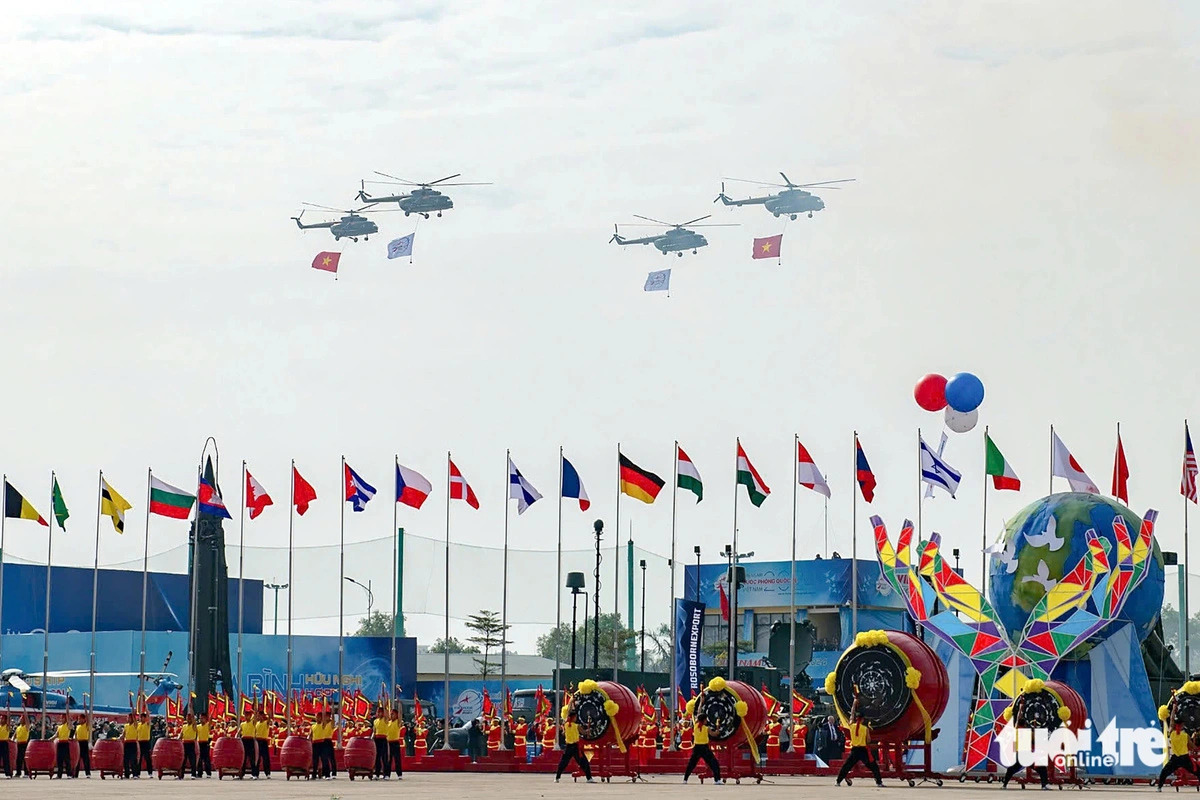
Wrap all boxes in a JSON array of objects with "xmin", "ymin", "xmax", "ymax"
[{"xmin": 1184, "ymin": 423, "xmax": 1198, "ymax": 504}]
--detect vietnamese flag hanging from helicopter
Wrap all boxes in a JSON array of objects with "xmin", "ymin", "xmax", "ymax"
[
  {"xmin": 312, "ymin": 251, "xmax": 340, "ymax": 273},
  {"xmin": 752, "ymin": 234, "xmax": 783, "ymax": 260}
]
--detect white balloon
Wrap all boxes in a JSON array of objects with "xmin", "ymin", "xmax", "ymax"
[{"xmin": 945, "ymin": 407, "xmax": 979, "ymax": 434}]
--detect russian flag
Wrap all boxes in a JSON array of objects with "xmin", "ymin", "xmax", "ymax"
[
  {"xmin": 855, "ymin": 437, "xmax": 876, "ymax": 503},
  {"xmin": 561, "ymin": 456, "xmax": 590, "ymax": 511},
  {"xmin": 396, "ymin": 463, "xmax": 432, "ymax": 510}
]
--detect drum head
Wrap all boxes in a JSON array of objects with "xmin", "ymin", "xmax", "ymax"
[
  {"xmin": 1174, "ymin": 694, "xmax": 1200, "ymax": 734},
  {"xmin": 834, "ymin": 646, "xmax": 908, "ymax": 729},
  {"xmin": 574, "ymin": 693, "xmax": 611, "ymax": 741},
  {"xmin": 1017, "ymin": 691, "xmax": 1063, "ymax": 732},
  {"xmin": 696, "ymin": 691, "xmax": 740, "ymax": 741}
]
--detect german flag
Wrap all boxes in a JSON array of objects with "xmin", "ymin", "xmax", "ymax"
[
  {"xmin": 4, "ymin": 480, "xmax": 47, "ymax": 526},
  {"xmin": 619, "ymin": 454, "xmax": 664, "ymax": 504}
]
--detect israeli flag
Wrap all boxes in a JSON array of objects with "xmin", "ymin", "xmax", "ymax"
[
  {"xmin": 644, "ymin": 268, "xmax": 671, "ymax": 292},
  {"xmin": 919, "ymin": 435, "xmax": 962, "ymax": 498},
  {"xmin": 507, "ymin": 456, "xmax": 543, "ymax": 515},
  {"xmin": 387, "ymin": 233, "xmax": 415, "ymax": 259}
]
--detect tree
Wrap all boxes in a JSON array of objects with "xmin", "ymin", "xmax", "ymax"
[
  {"xmin": 352, "ymin": 611, "xmax": 406, "ymax": 637},
  {"xmin": 702, "ymin": 640, "xmax": 754, "ymax": 666},
  {"xmin": 641, "ymin": 623, "xmax": 673, "ymax": 673},
  {"xmin": 465, "ymin": 610, "xmax": 510, "ymax": 677},
  {"xmin": 1160, "ymin": 604, "xmax": 1200, "ymax": 659},
  {"xmin": 428, "ymin": 637, "xmax": 480, "ymax": 654},
  {"xmin": 536, "ymin": 612, "xmax": 639, "ymax": 669}
]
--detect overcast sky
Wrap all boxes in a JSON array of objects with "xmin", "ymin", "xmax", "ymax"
[{"xmin": 1, "ymin": 1, "xmax": 1198, "ymax": 651}]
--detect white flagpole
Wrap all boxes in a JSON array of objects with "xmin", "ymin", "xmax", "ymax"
[
  {"xmin": 851, "ymin": 434, "xmax": 858, "ymax": 634},
  {"xmin": 337, "ymin": 456, "xmax": 345, "ymax": 748},
  {"xmin": 788, "ymin": 435, "xmax": 797, "ymax": 752},
  {"xmin": 1186, "ymin": 422, "xmax": 1192, "ymax": 675},
  {"xmin": 442, "ymin": 452, "xmax": 452, "ymax": 748},
  {"xmin": 286, "ymin": 461, "xmax": 295, "ymax": 730},
  {"xmin": 0, "ymin": 476, "xmax": 6, "ymax": 680},
  {"xmin": 916, "ymin": 429, "xmax": 923, "ymax": 544},
  {"xmin": 982, "ymin": 427, "xmax": 989, "ymax": 597},
  {"xmin": 391, "ymin": 456, "xmax": 399, "ymax": 710},
  {"xmin": 89, "ymin": 470, "xmax": 102, "ymax": 720},
  {"xmin": 668, "ymin": 441, "xmax": 678, "ymax": 749},
  {"xmin": 613, "ymin": 444, "xmax": 621, "ymax": 682},
  {"xmin": 554, "ymin": 446, "xmax": 563, "ymax": 750},
  {"xmin": 237, "ymin": 461, "xmax": 246, "ymax": 700},
  {"xmin": 500, "ymin": 449, "xmax": 510, "ymax": 744},
  {"xmin": 41, "ymin": 473, "xmax": 56, "ymax": 735},
  {"xmin": 139, "ymin": 467, "xmax": 152, "ymax": 694},
  {"xmin": 730, "ymin": 438, "xmax": 740, "ymax": 681}
]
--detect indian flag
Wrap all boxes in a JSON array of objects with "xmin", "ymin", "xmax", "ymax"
[
  {"xmin": 985, "ymin": 434, "xmax": 1021, "ymax": 491},
  {"xmin": 149, "ymin": 475, "xmax": 196, "ymax": 519},
  {"xmin": 677, "ymin": 445, "xmax": 703, "ymax": 502},
  {"xmin": 736, "ymin": 442, "xmax": 771, "ymax": 507}
]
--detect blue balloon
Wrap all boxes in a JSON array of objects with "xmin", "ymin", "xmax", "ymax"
[{"xmin": 944, "ymin": 372, "xmax": 985, "ymax": 413}]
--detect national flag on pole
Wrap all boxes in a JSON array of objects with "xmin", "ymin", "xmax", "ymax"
[
  {"xmin": 482, "ymin": 688, "xmax": 494, "ymax": 718},
  {"xmin": 561, "ymin": 456, "xmax": 590, "ymax": 511},
  {"xmin": 796, "ymin": 440, "xmax": 831, "ymax": 498},
  {"xmin": 198, "ymin": 476, "xmax": 232, "ymax": 519},
  {"xmin": 51, "ymin": 476, "xmax": 69, "ymax": 530},
  {"xmin": 1112, "ymin": 431, "xmax": 1130, "ymax": 503},
  {"xmin": 312, "ymin": 251, "xmax": 340, "ymax": 273},
  {"xmin": 984, "ymin": 433, "xmax": 1021, "ymax": 491},
  {"xmin": 100, "ymin": 478, "xmax": 132, "ymax": 533},
  {"xmin": 148, "ymin": 476, "xmax": 196, "ymax": 519},
  {"xmin": 736, "ymin": 441, "xmax": 771, "ymax": 507},
  {"xmin": 1184, "ymin": 423, "xmax": 1198, "ymax": 504},
  {"xmin": 246, "ymin": 470, "xmax": 273, "ymax": 519},
  {"xmin": 644, "ymin": 269, "xmax": 671, "ymax": 292},
  {"xmin": 292, "ymin": 466, "xmax": 318, "ymax": 515},
  {"xmin": 919, "ymin": 435, "xmax": 962, "ymax": 498},
  {"xmin": 396, "ymin": 463, "xmax": 432, "ymax": 510},
  {"xmin": 718, "ymin": 581, "xmax": 730, "ymax": 621},
  {"xmin": 1051, "ymin": 430, "xmax": 1099, "ymax": 493},
  {"xmin": 752, "ymin": 234, "xmax": 783, "ymax": 260},
  {"xmin": 344, "ymin": 462, "xmax": 377, "ymax": 512},
  {"xmin": 619, "ymin": 454, "xmax": 665, "ymax": 504},
  {"xmin": 791, "ymin": 690, "xmax": 814, "ymax": 717},
  {"xmin": 387, "ymin": 233, "xmax": 415, "ymax": 260},
  {"xmin": 507, "ymin": 456, "xmax": 543, "ymax": 514},
  {"xmin": 855, "ymin": 437, "xmax": 876, "ymax": 503},
  {"xmin": 677, "ymin": 445, "xmax": 703, "ymax": 502},
  {"xmin": 449, "ymin": 459, "xmax": 479, "ymax": 509},
  {"xmin": 3, "ymin": 481, "xmax": 47, "ymax": 526}
]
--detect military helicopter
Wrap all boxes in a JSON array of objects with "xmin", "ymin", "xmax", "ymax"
[
  {"xmin": 609, "ymin": 215, "xmax": 737, "ymax": 257},
  {"xmin": 1, "ymin": 662, "xmax": 180, "ymax": 713},
  {"xmin": 355, "ymin": 172, "xmax": 491, "ymax": 218},
  {"xmin": 290, "ymin": 204, "xmax": 391, "ymax": 242},
  {"xmin": 714, "ymin": 173, "xmax": 855, "ymax": 219}
]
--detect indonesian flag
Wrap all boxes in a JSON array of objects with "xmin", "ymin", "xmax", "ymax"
[
  {"xmin": 1051, "ymin": 430, "xmax": 1099, "ymax": 493},
  {"xmin": 796, "ymin": 440, "xmax": 831, "ymax": 498},
  {"xmin": 449, "ymin": 458, "xmax": 479, "ymax": 509},
  {"xmin": 246, "ymin": 469, "xmax": 274, "ymax": 519},
  {"xmin": 396, "ymin": 462, "xmax": 432, "ymax": 509}
]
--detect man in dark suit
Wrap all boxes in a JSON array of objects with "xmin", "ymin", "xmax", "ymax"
[{"xmin": 815, "ymin": 715, "xmax": 844, "ymax": 763}]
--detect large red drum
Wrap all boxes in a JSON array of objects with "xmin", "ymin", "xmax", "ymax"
[
  {"xmin": 24, "ymin": 739, "xmax": 56, "ymax": 776},
  {"xmin": 692, "ymin": 678, "xmax": 769, "ymax": 747},
  {"xmin": 829, "ymin": 629, "xmax": 950, "ymax": 742},
  {"xmin": 153, "ymin": 737, "xmax": 184, "ymax": 778},
  {"xmin": 279, "ymin": 735, "xmax": 312, "ymax": 779},
  {"xmin": 570, "ymin": 680, "xmax": 642, "ymax": 748},
  {"xmin": 1020, "ymin": 680, "xmax": 1086, "ymax": 734},
  {"xmin": 211, "ymin": 736, "xmax": 244, "ymax": 778},
  {"xmin": 343, "ymin": 736, "xmax": 374, "ymax": 779},
  {"xmin": 92, "ymin": 739, "xmax": 124, "ymax": 778}
]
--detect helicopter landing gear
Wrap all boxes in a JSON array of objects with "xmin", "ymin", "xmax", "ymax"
[
  {"xmin": 364, "ymin": 236, "xmax": 369, "ymax": 241},
  {"xmin": 351, "ymin": 237, "xmax": 359, "ymax": 242},
  {"xmin": 692, "ymin": 249, "xmax": 697, "ymax": 254},
  {"xmin": 808, "ymin": 211, "xmax": 813, "ymax": 218},
  {"xmin": 422, "ymin": 213, "xmax": 430, "ymax": 219},
  {"xmin": 404, "ymin": 211, "xmax": 411, "ymax": 216},
  {"xmin": 334, "ymin": 236, "xmax": 341, "ymax": 241},
  {"xmin": 437, "ymin": 211, "xmax": 443, "ymax": 217},
  {"xmin": 677, "ymin": 252, "xmax": 683, "ymax": 258},
  {"xmin": 790, "ymin": 214, "xmax": 797, "ymax": 221}
]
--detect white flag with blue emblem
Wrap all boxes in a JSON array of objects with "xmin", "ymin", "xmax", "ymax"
[
  {"xmin": 507, "ymin": 456, "xmax": 543, "ymax": 515},
  {"xmin": 919, "ymin": 435, "xmax": 962, "ymax": 498},
  {"xmin": 387, "ymin": 233, "xmax": 415, "ymax": 260},
  {"xmin": 644, "ymin": 268, "xmax": 671, "ymax": 292}
]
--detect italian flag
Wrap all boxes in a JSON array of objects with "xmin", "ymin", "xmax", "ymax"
[
  {"xmin": 985, "ymin": 434, "xmax": 1021, "ymax": 491},
  {"xmin": 677, "ymin": 445, "xmax": 703, "ymax": 502},
  {"xmin": 149, "ymin": 476, "xmax": 196, "ymax": 519},
  {"xmin": 736, "ymin": 442, "xmax": 771, "ymax": 507}
]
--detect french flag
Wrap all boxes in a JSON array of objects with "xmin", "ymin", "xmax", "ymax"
[
  {"xmin": 561, "ymin": 456, "xmax": 590, "ymax": 511},
  {"xmin": 396, "ymin": 463, "xmax": 432, "ymax": 510}
]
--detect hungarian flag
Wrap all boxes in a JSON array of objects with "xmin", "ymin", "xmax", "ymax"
[
  {"xmin": 449, "ymin": 459, "xmax": 479, "ymax": 509},
  {"xmin": 312, "ymin": 251, "xmax": 340, "ymax": 273},
  {"xmin": 718, "ymin": 581, "xmax": 730, "ymax": 621},
  {"xmin": 619, "ymin": 453, "xmax": 664, "ymax": 504},
  {"xmin": 1051, "ymin": 430, "xmax": 1099, "ymax": 493},
  {"xmin": 984, "ymin": 433, "xmax": 1021, "ymax": 491},
  {"xmin": 1112, "ymin": 431, "xmax": 1130, "ymax": 503},
  {"xmin": 293, "ymin": 465, "xmax": 318, "ymax": 515},
  {"xmin": 736, "ymin": 441, "xmax": 771, "ymax": 507},
  {"xmin": 752, "ymin": 234, "xmax": 783, "ymax": 260},
  {"xmin": 3, "ymin": 481, "xmax": 47, "ymax": 526},
  {"xmin": 246, "ymin": 470, "xmax": 274, "ymax": 519},
  {"xmin": 855, "ymin": 437, "xmax": 876, "ymax": 503},
  {"xmin": 149, "ymin": 475, "xmax": 195, "ymax": 519},
  {"xmin": 677, "ymin": 445, "xmax": 703, "ymax": 502},
  {"xmin": 796, "ymin": 440, "xmax": 831, "ymax": 498}
]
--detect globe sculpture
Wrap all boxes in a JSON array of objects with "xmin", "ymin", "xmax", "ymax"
[{"xmin": 988, "ymin": 493, "xmax": 1165, "ymax": 643}]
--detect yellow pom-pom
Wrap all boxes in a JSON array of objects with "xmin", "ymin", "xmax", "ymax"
[
  {"xmin": 708, "ymin": 677, "xmax": 727, "ymax": 693},
  {"xmin": 604, "ymin": 700, "xmax": 618, "ymax": 717},
  {"xmin": 685, "ymin": 698, "xmax": 696, "ymax": 717},
  {"xmin": 735, "ymin": 701, "xmax": 748, "ymax": 718},
  {"xmin": 561, "ymin": 705, "xmax": 570, "ymax": 721},
  {"xmin": 578, "ymin": 680, "xmax": 597, "ymax": 695},
  {"xmin": 1057, "ymin": 706, "xmax": 1071, "ymax": 722},
  {"xmin": 874, "ymin": 630, "xmax": 891, "ymax": 646},
  {"xmin": 1159, "ymin": 705, "xmax": 1171, "ymax": 722},
  {"xmin": 905, "ymin": 667, "xmax": 922, "ymax": 690},
  {"xmin": 824, "ymin": 673, "xmax": 837, "ymax": 696},
  {"xmin": 1024, "ymin": 679, "xmax": 1045, "ymax": 694},
  {"xmin": 1183, "ymin": 681, "xmax": 1200, "ymax": 696},
  {"xmin": 1002, "ymin": 705, "xmax": 1013, "ymax": 721},
  {"xmin": 854, "ymin": 631, "xmax": 873, "ymax": 647}
]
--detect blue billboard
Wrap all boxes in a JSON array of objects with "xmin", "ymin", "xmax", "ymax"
[{"xmin": 683, "ymin": 557, "xmax": 904, "ymax": 611}]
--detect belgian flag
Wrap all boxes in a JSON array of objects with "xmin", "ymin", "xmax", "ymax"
[
  {"xmin": 619, "ymin": 454, "xmax": 664, "ymax": 504},
  {"xmin": 4, "ymin": 480, "xmax": 48, "ymax": 526}
]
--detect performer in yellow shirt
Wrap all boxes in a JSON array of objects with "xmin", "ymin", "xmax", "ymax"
[
  {"xmin": 254, "ymin": 710, "xmax": 272, "ymax": 779},
  {"xmin": 181, "ymin": 712, "xmax": 198, "ymax": 779},
  {"xmin": 14, "ymin": 715, "xmax": 30, "ymax": 778},
  {"xmin": 0, "ymin": 714, "xmax": 11, "ymax": 778},
  {"xmin": 136, "ymin": 712, "xmax": 153, "ymax": 776},
  {"xmin": 682, "ymin": 713, "xmax": 722, "ymax": 784},
  {"xmin": 54, "ymin": 716, "xmax": 72, "ymax": 779},
  {"xmin": 1157, "ymin": 718, "xmax": 1198, "ymax": 790},
  {"xmin": 239, "ymin": 711, "xmax": 257, "ymax": 778},
  {"xmin": 553, "ymin": 712, "xmax": 594, "ymax": 783},
  {"xmin": 121, "ymin": 712, "xmax": 138, "ymax": 779},
  {"xmin": 835, "ymin": 693, "xmax": 883, "ymax": 788},
  {"xmin": 372, "ymin": 707, "xmax": 389, "ymax": 779},
  {"xmin": 197, "ymin": 713, "xmax": 213, "ymax": 778},
  {"xmin": 75, "ymin": 714, "xmax": 91, "ymax": 778},
  {"xmin": 387, "ymin": 707, "xmax": 404, "ymax": 779}
]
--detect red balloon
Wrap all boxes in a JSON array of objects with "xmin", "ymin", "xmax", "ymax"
[{"xmin": 914, "ymin": 373, "xmax": 948, "ymax": 411}]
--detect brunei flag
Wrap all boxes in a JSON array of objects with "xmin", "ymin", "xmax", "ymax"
[
  {"xmin": 4, "ymin": 480, "xmax": 47, "ymax": 526},
  {"xmin": 619, "ymin": 453, "xmax": 664, "ymax": 504},
  {"xmin": 100, "ymin": 478, "xmax": 132, "ymax": 533}
]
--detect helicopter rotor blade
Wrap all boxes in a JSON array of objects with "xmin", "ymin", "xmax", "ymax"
[
  {"xmin": 779, "ymin": 172, "xmax": 795, "ymax": 187},
  {"xmin": 373, "ymin": 171, "xmax": 418, "ymax": 184},
  {"xmin": 425, "ymin": 174, "xmax": 462, "ymax": 186},
  {"xmin": 426, "ymin": 182, "xmax": 492, "ymax": 187},
  {"xmin": 678, "ymin": 215, "xmax": 712, "ymax": 227},
  {"xmin": 721, "ymin": 177, "xmax": 787, "ymax": 188},
  {"xmin": 688, "ymin": 223, "xmax": 740, "ymax": 228},
  {"xmin": 795, "ymin": 178, "xmax": 856, "ymax": 188},
  {"xmin": 302, "ymin": 202, "xmax": 349, "ymax": 213},
  {"xmin": 632, "ymin": 214, "xmax": 672, "ymax": 227}
]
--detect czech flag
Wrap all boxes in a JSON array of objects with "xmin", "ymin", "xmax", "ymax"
[
  {"xmin": 561, "ymin": 456, "xmax": 590, "ymax": 511},
  {"xmin": 855, "ymin": 437, "xmax": 876, "ymax": 503},
  {"xmin": 396, "ymin": 462, "xmax": 432, "ymax": 509}
]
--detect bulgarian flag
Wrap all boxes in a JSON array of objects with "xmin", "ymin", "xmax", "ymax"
[
  {"xmin": 985, "ymin": 433, "xmax": 1021, "ymax": 491},
  {"xmin": 149, "ymin": 475, "xmax": 196, "ymax": 519},
  {"xmin": 677, "ymin": 445, "xmax": 703, "ymax": 502},
  {"xmin": 736, "ymin": 441, "xmax": 771, "ymax": 507}
]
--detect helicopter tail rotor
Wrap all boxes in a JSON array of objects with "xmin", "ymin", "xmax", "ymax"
[
  {"xmin": 291, "ymin": 211, "xmax": 305, "ymax": 229},
  {"xmin": 609, "ymin": 224, "xmax": 623, "ymax": 244},
  {"xmin": 714, "ymin": 182, "xmax": 731, "ymax": 204},
  {"xmin": 355, "ymin": 180, "xmax": 371, "ymax": 204}
]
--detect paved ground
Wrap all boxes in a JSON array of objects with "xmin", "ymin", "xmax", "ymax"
[{"xmin": 2, "ymin": 773, "xmax": 1163, "ymax": 799}]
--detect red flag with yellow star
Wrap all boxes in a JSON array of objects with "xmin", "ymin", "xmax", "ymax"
[
  {"xmin": 752, "ymin": 234, "xmax": 782, "ymax": 260},
  {"xmin": 312, "ymin": 251, "xmax": 341, "ymax": 273}
]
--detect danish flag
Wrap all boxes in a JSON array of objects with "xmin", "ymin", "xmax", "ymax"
[{"xmin": 449, "ymin": 459, "xmax": 479, "ymax": 509}]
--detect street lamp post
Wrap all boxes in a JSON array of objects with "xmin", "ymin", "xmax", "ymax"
[
  {"xmin": 344, "ymin": 576, "xmax": 374, "ymax": 626},
  {"xmin": 592, "ymin": 520, "xmax": 604, "ymax": 671},
  {"xmin": 265, "ymin": 581, "xmax": 288, "ymax": 636},
  {"xmin": 566, "ymin": 572, "xmax": 586, "ymax": 670},
  {"xmin": 639, "ymin": 559, "xmax": 647, "ymax": 673}
]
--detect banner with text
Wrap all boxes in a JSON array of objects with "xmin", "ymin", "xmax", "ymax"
[{"xmin": 674, "ymin": 598, "xmax": 706, "ymax": 698}]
